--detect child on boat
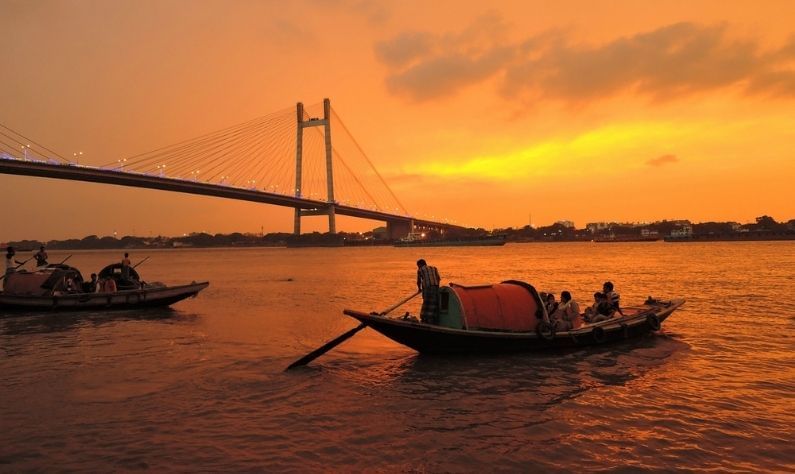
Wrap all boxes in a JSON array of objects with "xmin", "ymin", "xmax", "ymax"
[{"xmin": 584, "ymin": 292, "xmax": 614, "ymax": 323}]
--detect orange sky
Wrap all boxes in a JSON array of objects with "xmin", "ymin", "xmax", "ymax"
[{"xmin": 1, "ymin": 0, "xmax": 794, "ymax": 240}]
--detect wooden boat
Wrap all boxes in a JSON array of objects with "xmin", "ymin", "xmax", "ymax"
[
  {"xmin": 0, "ymin": 263, "xmax": 208, "ymax": 312},
  {"xmin": 343, "ymin": 281, "xmax": 684, "ymax": 353}
]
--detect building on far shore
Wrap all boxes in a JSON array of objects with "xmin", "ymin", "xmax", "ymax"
[
  {"xmin": 670, "ymin": 223, "xmax": 693, "ymax": 238},
  {"xmin": 586, "ymin": 222, "xmax": 610, "ymax": 234},
  {"xmin": 556, "ymin": 220, "xmax": 575, "ymax": 229}
]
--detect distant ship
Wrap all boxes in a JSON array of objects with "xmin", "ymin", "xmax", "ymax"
[
  {"xmin": 594, "ymin": 235, "xmax": 660, "ymax": 243},
  {"xmin": 394, "ymin": 233, "xmax": 506, "ymax": 247}
]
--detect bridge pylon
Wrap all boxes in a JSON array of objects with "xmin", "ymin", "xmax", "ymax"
[{"xmin": 294, "ymin": 98, "xmax": 336, "ymax": 235}]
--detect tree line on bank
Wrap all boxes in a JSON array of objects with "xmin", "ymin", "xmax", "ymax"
[
  {"xmin": 488, "ymin": 215, "xmax": 795, "ymax": 242},
  {"xmin": 5, "ymin": 231, "xmax": 361, "ymax": 250}
]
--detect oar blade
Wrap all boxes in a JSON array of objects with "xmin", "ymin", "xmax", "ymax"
[
  {"xmin": 284, "ymin": 291, "xmax": 419, "ymax": 371},
  {"xmin": 285, "ymin": 322, "xmax": 367, "ymax": 371}
]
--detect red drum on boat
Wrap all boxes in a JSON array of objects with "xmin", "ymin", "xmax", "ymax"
[{"xmin": 440, "ymin": 282, "xmax": 542, "ymax": 332}]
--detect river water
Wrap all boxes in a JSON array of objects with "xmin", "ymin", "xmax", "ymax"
[{"xmin": 1, "ymin": 243, "xmax": 793, "ymax": 472}]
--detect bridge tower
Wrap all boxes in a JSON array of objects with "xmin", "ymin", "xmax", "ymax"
[{"xmin": 294, "ymin": 98, "xmax": 336, "ymax": 235}]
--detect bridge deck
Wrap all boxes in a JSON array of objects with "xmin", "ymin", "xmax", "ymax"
[{"xmin": 0, "ymin": 158, "xmax": 459, "ymax": 230}]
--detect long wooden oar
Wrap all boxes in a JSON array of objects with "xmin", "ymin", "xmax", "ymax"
[
  {"xmin": 133, "ymin": 256, "xmax": 150, "ymax": 269},
  {"xmin": 285, "ymin": 291, "xmax": 421, "ymax": 371},
  {"xmin": 0, "ymin": 256, "xmax": 34, "ymax": 282}
]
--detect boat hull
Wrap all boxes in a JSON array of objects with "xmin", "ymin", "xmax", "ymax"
[
  {"xmin": 344, "ymin": 299, "xmax": 683, "ymax": 354},
  {"xmin": 0, "ymin": 281, "xmax": 209, "ymax": 312}
]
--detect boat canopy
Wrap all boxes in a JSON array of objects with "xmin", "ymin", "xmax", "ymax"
[
  {"xmin": 3, "ymin": 265, "xmax": 84, "ymax": 296},
  {"xmin": 440, "ymin": 281, "xmax": 543, "ymax": 332},
  {"xmin": 99, "ymin": 263, "xmax": 140, "ymax": 281}
]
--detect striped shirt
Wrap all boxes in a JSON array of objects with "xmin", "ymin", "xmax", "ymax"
[
  {"xmin": 417, "ymin": 265, "xmax": 440, "ymax": 289},
  {"xmin": 605, "ymin": 291, "xmax": 620, "ymax": 310}
]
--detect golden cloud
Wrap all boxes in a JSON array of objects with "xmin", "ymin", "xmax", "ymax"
[{"xmin": 377, "ymin": 20, "xmax": 795, "ymax": 103}]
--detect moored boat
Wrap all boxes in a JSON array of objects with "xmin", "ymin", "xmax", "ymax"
[
  {"xmin": 394, "ymin": 233, "xmax": 506, "ymax": 247},
  {"xmin": 0, "ymin": 263, "xmax": 208, "ymax": 312},
  {"xmin": 343, "ymin": 281, "xmax": 683, "ymax": 354},
  {"xmin": 594, "ymin": 236, "xmax": 660, "ymax": 242}
]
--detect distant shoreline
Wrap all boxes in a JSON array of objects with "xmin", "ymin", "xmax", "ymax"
[
  {"xmin": 4, "ymin": 216, "xmax": 794, "ymax": 250},
  {"xmin": 5, "ymin": 237, "xmax": 795, "ymax": 251},
  {"xmin": 4, "ymin": 218, "xmax": 795, "ymax": 250}
]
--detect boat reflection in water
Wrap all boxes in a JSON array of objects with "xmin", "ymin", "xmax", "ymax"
[{"xmin": 0, "ymin": 263, "xmax": 208, "ymax": 312}]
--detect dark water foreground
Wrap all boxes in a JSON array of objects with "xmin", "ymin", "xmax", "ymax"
[{"xmin": 1, "ymin": 243, "xmax": 793, "ymax": 472}]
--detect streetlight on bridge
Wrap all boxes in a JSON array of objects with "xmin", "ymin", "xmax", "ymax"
[
  {"xmin": 20, "ymin": 144, "xmax": 30, "ymax": 160},
  {"xmin": 73, "ymin": 151, "xmax": 83, "ymax": 165}
]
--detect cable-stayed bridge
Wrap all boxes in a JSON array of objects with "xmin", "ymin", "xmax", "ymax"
[{"xmin": 0, "ymin": 99, "xmax": 461, "ymax": 238}]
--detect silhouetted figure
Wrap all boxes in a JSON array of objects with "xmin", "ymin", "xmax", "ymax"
[
  {"xmin": 416, "ymin": 259, "xmax": 441, "ymax": 324},
  {"xmin": 82, "ymin": 273, "xmax": 98, "ymax": 293},
  {"xmin": 34, "ymin": 246, "xmax": 48, "ymax": 269},
  {"xmin": 121, "ymin": 252, "xmax": 132, "ymax": 280}
]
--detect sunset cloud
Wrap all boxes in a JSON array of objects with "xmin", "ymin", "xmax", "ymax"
[
  {"xmin": 385, "ymin": 47, "xmax": 514, "ymax": 101},
  {"xmin": 646, "ymin": 154, "xmax": 679, "ymax": 167},
  {"xmin": 411, "ymin": 121, "xmax": 695, "ymax": 182},
  {"xmin": 377, "ymin": 20, "xmax": 795, "ymax": 103},
  {"xmin": 375, "ymin": 32, "xmax": 437, "ymax": 68}
]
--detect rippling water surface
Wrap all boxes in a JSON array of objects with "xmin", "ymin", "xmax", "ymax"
[{"xmin": 1, "ymin": 243, "xmax": 793, "ymax": 472}]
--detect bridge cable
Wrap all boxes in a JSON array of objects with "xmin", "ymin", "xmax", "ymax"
[
  {"xmin": 330, "ymin": 108, "xmax": 408, "ymax": 214},
  {"xmin": 0, "ymin": 123, "xmax": 70, "ymax": 163}
]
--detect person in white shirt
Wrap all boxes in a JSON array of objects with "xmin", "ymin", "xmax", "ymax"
[
  {"xmin": 3, "ymin": 246, "xmax": 24, "ymax": 290},
  {"xmin": 554, "ymin": 291, "xmax": 581, "ymax": 330}
]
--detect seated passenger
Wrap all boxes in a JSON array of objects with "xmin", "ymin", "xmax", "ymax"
[
  {"xmin": 65, "ymin": 276, "xmax": 77, "ymax": 293},
  {"xmin": 585, "ymin": 292, "xmax": 613, "ymax": 323},
  {"xmin": 603, "ymin": 281, "xmax": 624, "ymax": 316},
  {"xmin": 101, "ymin": 275, "xmax": 117, "ymax": 293},
  {"xmin": 545, "ymin": 293, "xmax": 559, "ymax": 320},
  {"xmin": 554, "ymin": 291, "xmax": 581, "ymax": 330},
  {"xmin": 583, "ymin": 292, "xmax": 599, "ymax": 322},
  {"xmin": 82, "ymin": 273, "xmax": 98, "ymax": 293},
  {"xmin": 538, "ymin": 292, "xmax": 550, "ymax": 324}
]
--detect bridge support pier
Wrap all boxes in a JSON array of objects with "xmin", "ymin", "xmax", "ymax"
[
  {"xmin": 387, "ymin": 219, "xmax": 414, "ymax": 240},
  {"xmin": 294, "ymin": 98, "xmax": 336, "ymax": 235},
  {"xmin": 294, "ymin": 102, "xmax": 304, "ymax": 235}
]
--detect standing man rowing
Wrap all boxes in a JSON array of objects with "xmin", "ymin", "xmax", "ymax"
[
  {"xmin": 121, "ymin": 252, "xmax": 132, "ymax": 281},
  {"xmin": 416, "ymin": 258, "xmax": 441, "ymax": 324},
  {"xmin": 34, "ymin": 245, "xmax": 48, "ymax": 269}
]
